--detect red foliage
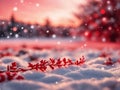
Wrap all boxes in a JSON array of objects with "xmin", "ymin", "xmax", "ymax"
[
  {"xmin": 103, "ymin": 57, "xmax": 114, "ymax": 66},
  {"xmin": 100, "ymin": 9, "xmax": 106, "ymax": 14},
  {"xmin": 0, "ymin": 74, "xmax": 5, "ymax": 83},
  {"xmin": 99, "ymin": 52, "xmax": 109, "ymax": 57},
  {"xmin": 75, "ymin": 56, "xmax": 85, "ymax": 65},
  {"xmin": 7, "ymin": 62, "xmax": 17, "ymax": 72},
  {"xmin": 16, "ymin": 75, "xmax": 24, "ymax": 80},
  {"xmin": 0, "ymin": 57, "xmax": 85, "ymax": 83},
  {"xmin": 0, "ymin": 51, "xmax": 13, "ymax": 58},
  {"xmin": 0, "ymin": 72, "xmax": 24, "ymax": 83}
]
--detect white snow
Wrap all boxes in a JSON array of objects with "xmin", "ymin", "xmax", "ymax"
[{"xmin": 0, "ymin": 39, "xmax": 120, "ymax": 90}]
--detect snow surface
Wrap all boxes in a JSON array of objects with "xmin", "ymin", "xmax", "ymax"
[{"xmin": 0, "ymin": 39, "xmax": 120, "ymax": 90}]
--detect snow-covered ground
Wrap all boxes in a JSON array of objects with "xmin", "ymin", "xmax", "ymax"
[{"xmin": 0, "ymin": 39, "xmax": 120, "ymax": 90}]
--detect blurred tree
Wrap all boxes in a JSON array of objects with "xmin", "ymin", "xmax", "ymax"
[
  {"xmin": 7, "ymin": 14, "xmax": 21, "ymax": 38},
  {"xmin": 43, "ymin": 18, "xmax": 54, "ymax": 37},
  {"xmin": 74, "ymin": 0, "xmax": 120, "ymax": 42}
]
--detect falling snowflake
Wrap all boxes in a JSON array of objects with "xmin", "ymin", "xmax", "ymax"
[
  {"xmin": 57, "ymin": 41, "xmax": 61, "ymax": 45},
  {"xmin": 15, "ymin": 34, "xmax": 19, "ymax": 38},
  {"xmin": 21, "ymin": 27, "xmax": 24, "ymax": 30},
  {"xmin": 20, "ymin": 0, "xmax": 24, "ymax": 3},
  {"xmin": 36, "ymin": 3, "xmax": 40, "ymax": 7},
  {"xmin": 7, "ymin": 36, "xmax": 10, "ymax": 39},
  {"xmin": 72, "ymin": 36, "xmax": 76, "ymax": 39},
  {"xmin": 12, "ymin": 27, "xmax": 17, "ymax": 32},
  {"xmin": 30, "ymin": 25, "xmax": 34, "ymax": 29},
  {"xmin": 52, "ymin": 34, "xmax": 56, "ymax": 38},
  {"xmin": 10, "ymin": 33, "xmax": 13, "ymax": 35},
  {"xmin": 46, "ymin": 30, "xmax": 50, "ymax": 33},
  {"xmin": 24, "ymin": 29, "xmax": 28, "ymax": 33},
  {"xmin": 13, "ymin": 7, "xmax": 18, "ymax": 11},
  {"xmin": 2, "ymin": 21, "xmax": 5, "ymax": 25}
]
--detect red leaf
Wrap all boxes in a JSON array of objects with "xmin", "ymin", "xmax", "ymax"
[
  {"xmin": 16, "ymin": 75, "xmax": 24, "ymax": 80},
  {"xmin": 0, "ymin": 74, "xmax": 5, "ymax": 83}
]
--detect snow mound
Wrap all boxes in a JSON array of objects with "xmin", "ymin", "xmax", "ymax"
[{"xmin": 65, "ymin": 68, "xmax": 113, "ymax": 79}]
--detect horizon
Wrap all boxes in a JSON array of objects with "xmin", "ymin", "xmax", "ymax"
[{"xmin": 0, "ymin": 0, "xmax": 86, "ymax": 27}]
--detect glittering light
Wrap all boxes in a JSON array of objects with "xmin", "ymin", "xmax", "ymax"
[
  {"xmin": 30, "ymin": 25, "xmax": 34, "ymax": 29},
  {"xmin": 20, "ymin": 0, "xmax": 24, "ymax": 3},
  {"xmin": 12, "ymin": 27, "xmax": 17, "ymax": 32},
  {"xmin": 72, "ymin": 36, "xmax": 76, "ymax": 39},
  {"xmin": 107, "ymin": 6, "xmax": 112, "ymax": 11},
  {"xmin": 24, "ymin": 29, "xmax": 28, "ymax": 33},
  {"xmin": 85, "ymin": 23, "xmax": 88, "ymax": 26},
  {"xmin": 102, "ymin": 38, "xmax": 106, "ymax": 42},
  {"xmin": 13, "ymin": 7, "xmax": 18, "ymax": 11},
  {"xmin": 46, "ymin": 30, "xmax": 50, "ymax": 33},
  {"xmin": 52, "ymin": 34, "xmax": 56, "ymax": 38},
  {"xmin": 108, "ymin": 26, "xmax": 112, "ymax": 31},
  {"xmin": 21, "ymin": 27, "xmax": 24, "ymax": 30},
  {"xmin": 7, "ymin": 36, "xmax": 10, "ymax": 39},
  {"xmin": 2, "ymin": 21, "xmax": 5, "ymax": 25},
  {"xmin": 102, "ymin": 17, "xmax": 107, "ymax": 23},
  {"xmin": 55, "ymin": 81, "xmax": 58, "ymax": 84},
  {"xmin": 107, "ymin": 0, "xmax": 111, "ymax": 4},
  {"xmin": 100, "ymin": 9, "xmax": 106, "ymax": 14},
  {"xmin": 10, "ymin": 33, "xmax": 13, "ymax": 35},
  {"xmin": 15, "ymin": 34, "xmax": 19, "ymax": 38},
  {"xmin": 84, "ymin": 43, "xmax": 87, "ymax": 47},
  {"xmin": 84, "ymin": 31, "xmax": 90, "ymax": 37},
  {"xmin": 36, "ymin": 3, "xmax": 40, "ymax": 7},
  {"xmin": 101, "ymin": 67, "xmax": 104, "ymax": 70},
  {"xmin": 57, "ymin": 41, "xmax": 61, "ymax": 45}
]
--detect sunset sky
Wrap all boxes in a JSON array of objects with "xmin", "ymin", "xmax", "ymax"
[{"xmin": 0, "ymin": 0, "xmax": 86, "ymax": 26}]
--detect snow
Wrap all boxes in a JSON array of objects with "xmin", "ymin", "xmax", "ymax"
[{"xmin": 0, "ymin": 39, "xmax": 120, "ymax": 90}]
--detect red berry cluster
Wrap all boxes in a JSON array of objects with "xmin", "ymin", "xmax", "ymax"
[
  {"xmin": 0, "ymin": 56, "xmax": 85, "ymax": 83},
  {"xmin": 0, "ymin": 72, "xmax": 24, "ymax": 83},
  {"xmin": 103, "ymin": 57, "xmax": 120, "ymax": 66},
  {"xmin": 28, "ymin": 56, "xmax": 85, "ymax": 71},
  {"xmin": 0, "ymin": 51, "xmax": 12, "ymax": 58}
]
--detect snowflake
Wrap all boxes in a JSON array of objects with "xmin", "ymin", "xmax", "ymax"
[
  {"xmin": 102, "ymin": 38, "xmax": 106, "ymax": 42},
  {"xmin": 30, "ymin": 25, "xmax": 34, "ymax": 29},
  {"xmin": 21, "ymin": 27, "xmax": 24, "ymax": 30},
  {"xmin": 52, "ymin": 34, "xmax": 56, "ymax": 38},
  {"xmin": 20, "ymin": 0, "xmax": 24, "ymax": 3},
  {"xmin": 2, "ymin": 21, "xmax": 5, "ymax": 25},
  {"xmin": 7, "ymin": 36, "xmax": 10, "ymax": 39},
  {"xmin": 108, "ymin": 26, "xmax": 112, "ymax": 31},
  {"xmin": 101, "ymin": 67, "xmax": 105, "ymax": 70},
  {"xmin": 15, "ymin": 34, "xmax": 19, "ymax": 38},
  {"xmin": 13, "ymin": 7, "xmax": 18, "ymax": 11},
  {"xmin": 36, "ymin": 3, "xmax": 40, "ymax": 7},
  {"xmin": 55, "ymin": 81, "xmax": 58, "ymax": 84},
  {"xmin": 10, "ymin": 33, "xmax": 13, "ymax": 35},
  {"xmin": 57, "ymin": 41, "xmax": 61, "ymax": 45},
  {"xmin": 107, "ymin": 0, "xmax": 111, "ymax": 4},
  {"xmin": 72, "ymin": 36, "xmax": 76, "ymax": 39},
  {"xmin": 12, "ymin": 27, "xmax": 17, "ymax": 32},
  {"xmin": 46, "ymin": 30, "xmax": 50, "ymax": 33},
  {"xmin": 107, "ymin": 6, "xmax": 112, "ymax": 11},
  {"xmin": 24, "ymin": 29, "xmax": 28, "ymax": 33},
  {"xmin": 84, "ymin": 43, "xmax": 87, "ymax": 47}
]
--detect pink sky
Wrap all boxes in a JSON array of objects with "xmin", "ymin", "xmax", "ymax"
[{"xmin": 0, "ymin": 0, "xmax": 85, "ymax": 26}]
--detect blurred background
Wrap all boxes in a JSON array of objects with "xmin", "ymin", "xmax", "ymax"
[{"xmin": 0, "ymin": 0, "xmax": 120, "ymax": 42}]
